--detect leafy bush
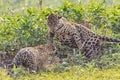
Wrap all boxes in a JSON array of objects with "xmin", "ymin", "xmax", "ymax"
[{"xmin": 0, "ymin": 8, "xmax": 49, "ymax": 53}]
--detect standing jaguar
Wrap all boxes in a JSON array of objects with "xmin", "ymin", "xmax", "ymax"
[{"xmin": 47, "ymin": 13, "xmax": 120, "ymax": 61}]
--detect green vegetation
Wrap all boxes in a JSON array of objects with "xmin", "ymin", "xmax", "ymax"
[
  {"xmin": 1, "ymin": 66, "xmax": 120, "ymax": 80},
  {"xmin": 0, "ymin": 0, "xmax": 120, "ymax": 80}
]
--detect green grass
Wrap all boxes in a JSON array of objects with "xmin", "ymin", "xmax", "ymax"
[{"xmin": 1, "ymin": 67, "xmax": 120, "ymax": 80}]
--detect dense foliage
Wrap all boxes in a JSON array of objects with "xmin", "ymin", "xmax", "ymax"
[{"xmin": 0, "ymin": 0, "xmax": 120, "ymax": 79}]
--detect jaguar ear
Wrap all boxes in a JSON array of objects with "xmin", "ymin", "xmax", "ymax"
[{"xmin": 58, "ymin": 16, "xmax": 62, "ymax": 19}]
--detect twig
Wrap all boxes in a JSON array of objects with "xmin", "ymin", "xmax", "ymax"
[{"xmin": 39, "ymin": 0, "xmax": 42, "ymax": 10}]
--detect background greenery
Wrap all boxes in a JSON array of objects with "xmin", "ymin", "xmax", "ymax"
[{"xmin": 0, "ymin": 0, "xmax": 120, "ymax": 79}]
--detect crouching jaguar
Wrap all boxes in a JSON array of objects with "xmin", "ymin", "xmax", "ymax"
[{"xmin": 7, "ymin": 43, "xmax": 60, "ymax": 74}]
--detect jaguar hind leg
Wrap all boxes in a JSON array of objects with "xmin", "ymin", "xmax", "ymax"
[{"xmin": 83, "ymin": 45, "xmax": 104, "ymax": 61}]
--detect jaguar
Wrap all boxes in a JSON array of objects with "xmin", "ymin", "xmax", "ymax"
[
  {"xmin": 47, "ymin": 13, "xmax": 120, "ymax": 61},
  {"xmin": 7, "ymin": 43, "xmax": 58, "ymax": 74}
]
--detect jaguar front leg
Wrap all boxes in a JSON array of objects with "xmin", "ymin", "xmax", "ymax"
[{"xmin": 73, "ymin": 32, "xmax": 86, "ymax": 50}]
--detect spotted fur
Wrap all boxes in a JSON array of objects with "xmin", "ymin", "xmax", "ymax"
[
  {"xmin": 47, "ymin": 13, "xmax": 120, "ymax": 61},
  {"xmin": 8, "ymin": 43, "xmax": 57, "ymax": 73}
]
